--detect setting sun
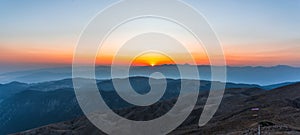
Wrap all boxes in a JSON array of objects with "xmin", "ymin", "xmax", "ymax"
[{"xmin": 131, "ymin": 52, "xmax": 174, "ymax": 66}]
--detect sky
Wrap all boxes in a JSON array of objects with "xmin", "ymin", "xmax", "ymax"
[{"xmin": 0, "ymin": 0, "xmax": 299, "ymax": 73}]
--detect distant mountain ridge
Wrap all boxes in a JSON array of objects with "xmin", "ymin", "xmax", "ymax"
[
  {"xmin": 1, "ymin": 65, "xmax": 300, "ymax": 85},
  {"xmin": 0, "ymin": 77, "xmax": 266, "ymax": 100}
]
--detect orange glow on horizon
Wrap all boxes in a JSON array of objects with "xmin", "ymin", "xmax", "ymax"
[
  {"xmin": 1, "ymin": 43, "xmax": 300, "ymax": 67},
  {"xmin": 131, "ymin": 52, "xmax": 175, "ymax": 66}
]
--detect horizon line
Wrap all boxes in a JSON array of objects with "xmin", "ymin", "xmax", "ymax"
[{"xmin": 1, "ymin": 64, "xmax": 300, "ymax": 75}]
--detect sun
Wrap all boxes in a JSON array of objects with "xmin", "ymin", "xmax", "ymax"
[{"xmin": 131, "ymin": 52, "xmax": 174, "ymax": 66}]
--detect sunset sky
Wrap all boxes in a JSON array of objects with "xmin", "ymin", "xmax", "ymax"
[{"xmin": 0, "ymin": 0, "xmax": 299, "ymax": 73}]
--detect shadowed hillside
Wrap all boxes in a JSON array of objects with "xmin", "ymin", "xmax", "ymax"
[
  {"xmin": 0, "ymin": 77, "xmax": 266, "ymax": 135},
  {"xmin": 11, "ymin": 82, "xmax": 300, "ymax": 135}
]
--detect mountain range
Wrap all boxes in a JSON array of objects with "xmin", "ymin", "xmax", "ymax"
[
  {"xmin": 1, "ymin": 65, "xmax": 300, "ymax": 85},
  {"xmin": 0, "ymin": 76, "xmax": 299, "ymax": 134},
  {"xmin": 11, "ymin": 81, "xmax": 300, "ymax": 135}
]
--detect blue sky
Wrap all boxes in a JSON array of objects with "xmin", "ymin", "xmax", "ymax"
[{"xmin": 0, "ymin": 0, "xmax": 299, "ymax": 73}]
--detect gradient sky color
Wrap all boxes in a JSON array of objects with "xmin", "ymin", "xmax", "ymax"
[{"xmin": 0, "ymin": 0, "xmax": 299, "ymax": 73}]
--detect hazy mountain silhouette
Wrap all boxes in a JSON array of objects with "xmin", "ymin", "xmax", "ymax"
[
  {"xmin": 0, "ymin": 81, "xmax": 29, "ymax": 100},
  {"xmin": 0, "ymin": 76, "xmax": 267, "ymax": 101},
  {"xmin": 1, "ymin": 65, "xmax": 300, "ymax": 85},
  {"xmin": 262, "ymin": 81, "xmax": 299, "ymax": 90}
]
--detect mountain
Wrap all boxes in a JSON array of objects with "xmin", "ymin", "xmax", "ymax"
[
  {"xmin": 0, "ymin": 81, "xmax": 29, "ymax": 100},
  {"xmin": 0, "ymin": 89, "xmax": 82, "ymax": 135},
  {"xmin": 0, "ymin": 79, "xmax": 74, "ymax": 100},
  {"xmin": 0, "ymin": 67, "xmax": 72, "ymax": 84},
  {"xmin": 27, "ymin": 79, "xmax": 74, "ymax": 92},
  {"xmin": 12, "ymin": 82, "xmax": 300, "ymax": 135},
  {"xmin": 1, "ymin": 65, "xmax": 300, "ymax": 85},
  {"xmin": 0, "ymin": 77, "xmax": 265, "ymax": 135},
  {"xmin": 224, "ymin": 65, "xmax": 300, "ymax": 85},
  {"xmin": 1, "ymin": 77, "xmax": 299, "ymax": 134},
  {"xmin": 0, "ymin": 78, "xmax": 100, "ymax": 100},
  {"xmin": 0, "ymin": 76, "xmax": 264, "ymax": 102},
  {"xmin": 262, "ymin": 81, "xmax": 298, "ymax": 90}
]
